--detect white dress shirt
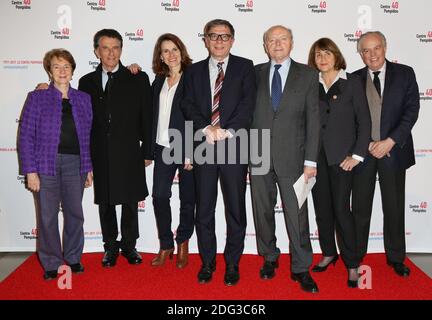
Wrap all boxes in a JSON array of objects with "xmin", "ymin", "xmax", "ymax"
[
  {"xmin": 156, "ymin": 77, "xmax": 179, "ymax": 148},
  {"xmin": 269, "ymin": 57, "xmax": 291, "ymax": 93},
  {"xmin": 102, "ymin": 64, "xmax": 119, "ymax": 90},
  {"xmin": 368, "ymin": 61, "xmax": 386, "ymax": 97},
  {"xmin": 209, "ymin": 55, "xmax": 229, "ymax": 102},
  {"xmin": 203, "ymin": 55, "xmax": 232, "ymax": 138}
]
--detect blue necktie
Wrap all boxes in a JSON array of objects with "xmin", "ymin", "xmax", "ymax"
[{"xmin": 271, "ymin": 64, "xmax": 282, "ymax": 111}]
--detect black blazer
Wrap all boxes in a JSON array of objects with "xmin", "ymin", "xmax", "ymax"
[
  {"xmin": 353, "ymin": 60, "xmax": 420, "ymax": 169},
  {"xmin": 78, "ymin": 62, "xmax": 152, "ymax": 204},
  {"xmin": 151, "ymin": 73, "xmax": 189, "ymax": 162},
  {"xmin": 319, "ymin": 72, "xmax": 371, "ymax": 166},
  {"xmin": 181, "ymin": 54, "xmax": 256, "ymax": 133}
]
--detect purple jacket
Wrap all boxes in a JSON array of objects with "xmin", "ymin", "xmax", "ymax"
[{"xmin": 19, "ymin": 83, "xmax": 93, "ymax": 176}]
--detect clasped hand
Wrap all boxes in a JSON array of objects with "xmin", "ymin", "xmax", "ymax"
[
  {"xmin": 369, "ymin": 137, "xmax": 395, "ymax": 159},
  {"xmin": 204, "ymin": 125, "xmax": 230, "ymax": 144}
]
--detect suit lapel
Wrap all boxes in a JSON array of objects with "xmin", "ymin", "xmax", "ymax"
[
  {"xmin": 92, "ymin": 64, "xmax": 104, "ymax": 95},
  {"xmin": 382, "ymin": 60, "xmax": 393, "ymax": 106},
  {"xmin": 337, "ymin": 76, "xmax": 346, "ymax": 96},
  {"xmin": 358, "ymin": 66, "xmax": 368, "ymax": 90},
  {"xmin": 260, "ymin": 62, "xmax": 271, "ymax": 103},
  {"xmin": 277, "ymin": 60, "xmax": 300, "ymax": 113},
  {"xmin": 172, "ymin": 74, "xmax": 184, "ymax": 107},
  {"xmin": 202, "ymin": 58, "xmax": 212, "ymax": 117},
  {"xmin": 153, "ymin": 75, "xmax": 165, "ymax": 127}
]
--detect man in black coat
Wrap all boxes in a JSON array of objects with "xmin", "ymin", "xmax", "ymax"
[{"xmin": 79, "ymin": 29, "xmax": 152, "ymax": 267}]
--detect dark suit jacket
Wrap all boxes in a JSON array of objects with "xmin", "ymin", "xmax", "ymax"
[
  {"xmin": 181, "ymin": 54, "xmax": 256, "ymax": 133},
  {"xmin": 251, "ymin": 60, "xmax": 320, "ymax": 179},
  {"xmin": 319, "ymin": 73, "xmax": 371, "ymax": 166},
  {"xmin": 151, "ymin": 73, "xmax": 189, "ymax": 162},
  {"xmin": 78, "ymin": 62, "xmax": 152, "ymax": 204},
  {"xmin": 354, "ymin": 60, "xmax": 420, "ymax": 169}
]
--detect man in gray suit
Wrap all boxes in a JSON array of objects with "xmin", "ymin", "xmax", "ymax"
[{"xmin": 250, "ymin": 25, "xmax": 320, "ymax": 293}]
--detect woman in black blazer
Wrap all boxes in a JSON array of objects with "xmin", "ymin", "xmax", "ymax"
[
  {"xmin": 307, "ymin": 38, "xmax": 371, "ymax": 287},
  {"xmin": 150, "ymin": 33, "xmax": 195, "ymax": 268}
]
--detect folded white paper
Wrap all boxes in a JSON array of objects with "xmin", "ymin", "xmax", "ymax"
[{"xmin": 293, "ymin": 174, "xmax": 316, "ymax": 209}]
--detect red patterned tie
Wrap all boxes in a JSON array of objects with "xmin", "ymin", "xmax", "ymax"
[{"xmin": 211, "ymin": 62, "xmax": 224, "ymax": 126}]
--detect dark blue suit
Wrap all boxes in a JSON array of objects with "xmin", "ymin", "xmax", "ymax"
[
  {"xmin": 181, "ymin": 54, "xmax": 256, "ymax": 265},
  {"xmin": 151, "ymin": 74, "xmax": 195, "ymax": 250},
  {"xmin": 352, "ymin": 60, "xmax": 420, "ymax": 263}
]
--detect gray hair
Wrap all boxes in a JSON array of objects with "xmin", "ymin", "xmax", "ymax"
[
  {"xmin": 263, "ymin": 25, "xmax": 293, "ymax": 43},
  {"xmin": 357, "ymin": 31, "xmax": 387, "ymax": 53}
]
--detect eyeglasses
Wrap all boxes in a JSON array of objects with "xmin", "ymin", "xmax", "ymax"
[{"xmin": 207, "ymin": 33, "xmax": 232, "ymax": 42}]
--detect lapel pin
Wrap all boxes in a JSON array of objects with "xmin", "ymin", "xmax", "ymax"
[{"xmin": 332, "ymin": 95, "xmax": 337, "ymax": 100}]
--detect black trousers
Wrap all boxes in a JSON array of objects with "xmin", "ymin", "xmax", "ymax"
[
  {"xmin": 194, "ymin": 162, "xmax": 247, "ymax": 266},
  {"xmin": 352, "ymin": 156, "xmax": 406, "ymax": 263},
  {"xmin": 312, "ymin": 148, "xmax": 359, "ymax": 268},
  {"xmin": 98, "ymin": 203, "xmax": 139, "ymax": 252},
  {"xmin": 152, "ymin": 144, "xmax": 196, "ymax": 250}
]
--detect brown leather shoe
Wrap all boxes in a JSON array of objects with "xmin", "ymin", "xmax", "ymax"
[
  {"xmin": 176, "ymin": 240, "xmax": 189, "ymax": 269},
  {"xmin": 151, "ymin": 248, "xmax": 174, "ymax": 266}
]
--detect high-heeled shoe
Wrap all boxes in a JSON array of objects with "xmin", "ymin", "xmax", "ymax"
[
  {"xmin": 347, "ymin": 268, "xmax": 359, "ymax": 288},
  {"xmin": 176, "ymin": 240, "xmax": 189, "ymax": 269},
  {"xmin": 311, "ymin": 255, "xmax": 339, "ymax": 272},
  {"xmin": 151, "ymin": 248, "xmax": 174, "ymax": 266}
]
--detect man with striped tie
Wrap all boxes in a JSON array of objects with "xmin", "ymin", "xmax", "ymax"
[{"xmin": 181, "ymin": 19, "xmax": 256, "ymax": 286}]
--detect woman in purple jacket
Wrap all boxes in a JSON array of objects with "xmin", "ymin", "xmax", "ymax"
[{"xmin": 19, "ymin": 49, "xmax": 93, "ymax": 280}]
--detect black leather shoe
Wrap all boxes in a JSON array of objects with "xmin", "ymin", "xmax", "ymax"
[
  {"xmin": 122, "ymin": 249, "xmax": 142, "ymax": 265},
  {"xmin": 224, "ymin": 264, "xmax": 240, "ymax": 286},
  {"xmin": 197, "ymin": 261, "xmax": 216, "ymax": 284},
  {"xmin": 43, "ymin": 270, "xmax": 58, "ymax": 280},
  {"xmin": 260, "ymin": 260, "xmax": 279, "ymax": 280},
  {"xmin": 102, "ymin": 250, "xmax": 119, "ymax": 267},
  {"xmin": 347, "ymin": 268, "xmax": 359, "ymax": 288},
  {"xmin": 347, "ymin": 279, "xmax": 358, "ymax": 288},
  {"xmin": 312, "ymin": 255, "xmax": 339, "ymax": 272},
  {"xmin": 291, "ymin": 272, "xmax": 319, "ymax": 293},
  {"xmin": 387, "ymin": 261, "xmax": 410, "ymax": 277},
  {"xmin": 68, "ymin": 263, "xmax": 84, "ymax": 273}
]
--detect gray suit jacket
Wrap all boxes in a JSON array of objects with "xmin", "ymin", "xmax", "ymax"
[{"xmin": 251, "ymin": 59, "xmax": 320, "ymax": 180}]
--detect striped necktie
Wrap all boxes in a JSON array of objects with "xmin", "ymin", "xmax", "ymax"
[{"xmin": 211, "ymin": 62, "xmax": 224, "ymax": 126}]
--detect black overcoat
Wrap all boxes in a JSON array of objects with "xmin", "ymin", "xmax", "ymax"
[{"xmin": 79, "ymin": 62, "xmax": 152, "ymax": 204}]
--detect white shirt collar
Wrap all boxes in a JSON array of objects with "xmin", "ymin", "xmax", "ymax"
[
  {"xmin": 368, "ymin": 61, "xmax": 386, "ymax": 77},
  {"xmin": 319, "ymin": 69, "xmax": 347, "ymax": 84},
  {"xmin": 210, "ymin": 55, "xmax": 229, "ymax": 69},
  {"xmin": 270, "ymin": 57, "xmax": 291, "ymax": 69},
  {"xmin": 319, "ymin": 69, "xmax": 347, "ymax": 92},
  {"xmin": 102, "ymin": 64, "xmax": 120, "ymax": 75}
]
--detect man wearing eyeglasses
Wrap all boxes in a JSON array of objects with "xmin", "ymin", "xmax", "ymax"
[
  {"xmin": 181, "ymin": 19, "xmax": 256, "ymax": 286},
  {"xmin": 352, "ymin": 31, "xmax": 419, "ymax": 278}
]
